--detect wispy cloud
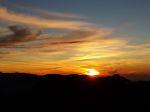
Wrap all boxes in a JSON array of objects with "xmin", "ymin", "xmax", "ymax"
[
  {"xmin": 21, "ymin": 6, "xmax": 85, "ymax": 20},
  {"xmin": 130, "ymin": 44, "xmax": 150, "ymax": 50},
  {"xmin": 1, "ymin": 0, "xmax": 85, "ymax": 20},
  {"xmin": 0, "ymin": 7, "xmax": 89, "ymax": 30}
]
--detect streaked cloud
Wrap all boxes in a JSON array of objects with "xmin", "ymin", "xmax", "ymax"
[
  {"xmin": 0, "ymin": 7, "xmax": 89, "ymax": 30},
  {"xmin": 0, "ymin": 25, "xmax": 41, "ymax": 47},
  {"xmin": 22, "ymin": 5, "xmax": 86, "ymax": 20},
  {"xmin": 1, "ymin": 0, "xmax": 85, "ymax": 20}
]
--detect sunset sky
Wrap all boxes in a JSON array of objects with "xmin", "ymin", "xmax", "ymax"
[{"xmin": 0, "ymin": 0, "xmax": 150, "ymax": 76}]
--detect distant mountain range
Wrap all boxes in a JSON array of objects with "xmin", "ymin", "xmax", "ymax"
[{"xmin": 0, "ymin": 72, "xmax": 150, "ymax": 111}]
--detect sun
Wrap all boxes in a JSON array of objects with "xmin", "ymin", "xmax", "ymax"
[{"xmin": 84, "ymin": 68, "xmax": 100, "ymax": 76}]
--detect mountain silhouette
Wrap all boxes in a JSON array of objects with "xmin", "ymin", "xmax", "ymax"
[{"xmin": 0, "ymin": 72, "xmax": 149, "ymax": 111}]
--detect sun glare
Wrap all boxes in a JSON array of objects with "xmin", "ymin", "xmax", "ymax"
[{"xmin": 85, "ymin": 68, "xmax": 100, "ymax": 76}]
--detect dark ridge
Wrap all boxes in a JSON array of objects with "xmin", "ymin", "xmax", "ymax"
[{"xmin": 0, "ymin": 72, "xmax": 149, "ymax": 111}]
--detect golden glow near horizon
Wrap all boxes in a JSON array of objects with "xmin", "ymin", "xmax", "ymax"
[
  {"xmin": 0, "ymin": 4, "xmax": 150, "ymax": 76},
  {"xmin": 84, "ymin": 68, "xmax": 100, "ymax": 76}
]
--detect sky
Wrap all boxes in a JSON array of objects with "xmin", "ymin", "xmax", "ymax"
[{"xmin": 0, "ymin": 0, "xmax": 150, "ymax": 78}]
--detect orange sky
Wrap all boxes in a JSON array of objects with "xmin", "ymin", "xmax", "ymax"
[{"xmin": 0, "ymin": 1, "xmax": 150, "ymax": 76}]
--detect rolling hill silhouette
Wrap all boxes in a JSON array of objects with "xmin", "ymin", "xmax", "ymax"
[{"xmin": 0, "ymin": 72, "xmax": 149, "ymax": 111}]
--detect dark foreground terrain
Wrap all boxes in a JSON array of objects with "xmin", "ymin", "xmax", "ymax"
[{"xmin": 0, "ymin": 73, "xmax": 150, "ymax": 111}]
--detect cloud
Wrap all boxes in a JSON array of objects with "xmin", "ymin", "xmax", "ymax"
[
  {"xmin": 22, "ymin": 6, "xmax": 85, "ymax": 20},
  {"xmin": 0, "ymin": 50, "xmax": 10, "ymax": 57},
  {"xmin": 49, "ymin": 40, "xmax": 86, "ymax": 45},
  {"xmin": 0, "ymin": 25, "xmax": 41, "ymax": 47},
  {"xmin": 135, "ymin": 44, "xmax": 150, "ymax": 50},
  {"xmin": 1, "ymin": 0, "xmax": 85, "ymax": 20},
  {"xmin": 6, "ymin": 28, "xmax": 113, "ymax": 49},
  {"xmin": 0, "ymin": 6, "xmax": 113, "ymax": 49},
  {"xmin": 0, "ymin": 50, "xmax": 11, "ymax": 59},
  {"xmin": 0, "ymin": 7, "xmax": 90, "ymax": 30},
  {"xmin": 116, "ymin": 43, "xmax": 150, "ymax": 52}
]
